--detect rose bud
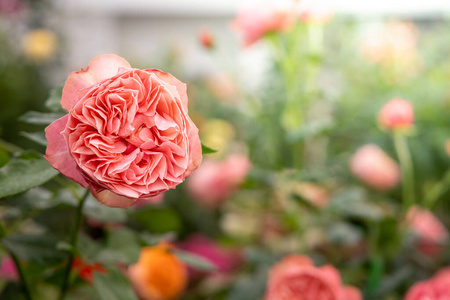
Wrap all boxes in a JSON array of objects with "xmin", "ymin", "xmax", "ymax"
[
  {"xmin": 231, "ymin": 7, "xmax": 295, "ymax": 46},
  {"xmin": 128, "ymin": 243, "xmax": 187, "ymax": 300},
  {"xmin": 186, "ymin": 154, "xmax": 251, "ymax": 208},
  {"xmin": 350, "ymin": 144, "xmax": 401, "ymax": 190},
  {"xmin": 199, "ymin": 28, "xmax": 214, "ymax": 49},
  {"xmin": 44, "ymin": 54, "xmax": 202, "ymax": 208},
  {"xmin": 406, "ymin": 205, "xmax": 449, "ymax": 256},
  {"xmin": 265, "ymin": 255, "xmax": 362, "ymax": 300},
  {"xmin": 378, "ymin": 98, "xmax": 414, "ymax": 130},
  {"xmin": 177, "ymin": 234, "xmax": 242, "ymax": 280},
  {"xmin": 405, "ymin": 267, "xmax": 450, "ymax": 300}
]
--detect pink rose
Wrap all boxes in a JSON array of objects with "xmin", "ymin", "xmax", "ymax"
[
  {"xmin": 378, "ymin": 98, "xmax": 414, "ymax": 130},
  {"xmin": 45, "ymin": 54, "xmax": 202, "ymax": 208},
  {"xmin": 232, "ymin": 7, "xmax": 295, "ymax": 46},
  {"xmin": 406, "ymin": 205, "xmax": 448, "ymax": 256},
  {"xmin": 186, "ymin": 154, "xmax": 251, "ymax": 208},
  {"xmin": 265, "ymin": 255, "xmax": 362, "ymax": 300},
  {"xmin": 178, "ymin": 234, "xmax": 242, "ymax": 279},
  {"xmin": 350, "ymin": 144, "xmax": 401, "ymax": 190},
  {"xmin": 405, "ymin": 268, "xmax": 450, "ymax": 300}
]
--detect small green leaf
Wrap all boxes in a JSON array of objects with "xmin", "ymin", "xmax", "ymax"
[
  {"xmin": 201, "ymin": 143, "xmax": 218, "ymax": 154},
  {"xmin": 45, "ymin": 87, "xmax": 64, "ymax": 112},
  {"xmin": 0, "ymin": 158, "xmax": 58, "ymax": 198},
  {"xmin": 93, "ymin": 266, "xmax": 139, "ymax": 300},
  {"xmin": 172, "ymin": 249, "xmax": 217, "ymax": 272},
  {"xmin": 1, "ymin": 234, "xmax": 66, "ymax": 265},
  {"xmin": 19, "ymin": 111, "xmax": 65, "ymax": 125}
]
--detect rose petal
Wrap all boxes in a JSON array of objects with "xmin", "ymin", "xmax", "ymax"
[
  {"xmin": 61, "ymin": 54, "xmax": 131, "ymax": 111},
  {"xmin": 89, "ymin": 188, "xmax": 137, "ymax": 209},
  {"xmin": 149, "ymin": 69, "xmax": 189, "ymax": 111},
  {"xmin": 44, "ymin": 115, "xmax": 89, "ymax": 188}
]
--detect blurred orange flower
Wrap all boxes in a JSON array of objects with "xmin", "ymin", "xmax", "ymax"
[{"xmin": 128, "ymin": 243, "xmax": 187, "ymax": 300}]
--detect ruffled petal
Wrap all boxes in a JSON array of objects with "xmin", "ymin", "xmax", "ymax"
[
  {"xmin": 61, "ymin": 54, "xmax": 131, "ymax": 111},
  {"xmin": 44, "ymin": 115, "xmax": 89, "ymax": 188},
  {"xmin": 148, "ymin": 69, "xmax": 189, "ymax": 111}
]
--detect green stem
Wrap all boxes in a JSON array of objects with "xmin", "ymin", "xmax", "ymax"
[
  {"xmin": 59, "ymin": 189, "xmax": 90, "ymax": 300},
  {"xmin": 424, "ymin": 168, "xmax": 450, "ymax": 209},
  {"xmin": 0, "ymin": 223, "xmax": 33, "ymax": 300},
  {"xmin": 393, "ymin": 132, "xmax": 415, "ymax": 213},
  {"xmin": 11, "ymin": 252, "xmax": 33, "ymax": 300}
]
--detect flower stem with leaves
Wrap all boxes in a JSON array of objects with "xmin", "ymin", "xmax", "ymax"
[{"xmin": 59, "ymin": 189, "xmax": 90, "ymax": 300}]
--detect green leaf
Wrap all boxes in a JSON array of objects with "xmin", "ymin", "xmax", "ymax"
[
  {"xmin": 19, "ymin": 111, "xmax": 65, "ymax": 125},
  {"xmin": 226, "ymin": 271, "xmax": 267, "ymax": 300},
  {"xmin": 172, "ymin": 249, "xmax": 217, "ymax": 272},
  {"xmin": 201, "ymin": 143, "xmax": 218, "ymax": 154},
  {"xmin": 93, "ymin": 266, "xmax": 139, "ymax": 300},
  {"xmin": 97, "ymin": 228, "xmax": 140, "ymax": 264},
  {"xmin": 1, "ymin": 233, "xmax": 66, "ymax": 265},
  {"xmin": 20, "ymin": 132, "xmax": 47, "ymax": 147},
  {"xmin": 131, "ymin": 207, "xmax": 181, "ymax": 234},
  {"xmin": 0, "ymin": 149, "xmax": 9, "ymax": 168},
  {"xmin": 0, "ymin": 158, "xmax": 58, "ymax": 198},
  {"xmin": 45, "ymin": 87, "xmax": 64, "ymax": 112},
  {"xmin": 83, "ymin": 195, "xmax": 128, "ymax": 223}
]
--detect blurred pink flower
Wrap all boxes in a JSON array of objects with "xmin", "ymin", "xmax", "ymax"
[
  {"xmin": 265, "ymin": 255, "xmax": 362, "ymax": 300},
  {"xmin": 406, "ymin": 205, "xmax": 448, "ymax": 256},
  {"xmin": 187, "ymin": 154, "xmax": 251, "ymax": 208},
  {"xmin": 350, "ymin": 144, "xmax": 401, "ymax": 190},
  {"xmin": 231, "ymin": 7, "xmax": 295, "ymax": 46},
  {"xmin": 0, "ymin": 256, "xmax": 18, "ymax": 281},
  {"xmin": 0, "ymin": 0, "xmax": 23, "ymax": 16},
  {"xmin": 405, "ymin": 267, "xmax": 450, "ymax": 300},
  {"xmin": 199, "ymin": 28, "xmax": 214, "ymax": 49},
  {"xmin": 360, "ymin": 21, "xmax": 419, "ymax": 67},
  {"xmin": 378, "ymin": 98, "xmax": 414, "ymax": 131},
  {"xmin": 299, "ymin": 1, "xmax": 333, "ymax": 25},
  {"xmin": 178, "ymin": 234, "xmax": 242, "ymax": 279}
]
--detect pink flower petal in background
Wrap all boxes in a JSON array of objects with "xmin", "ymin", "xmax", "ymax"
[{"xmin": 350, "ymin": 144, "xmax": 401, "ymax": 190}]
